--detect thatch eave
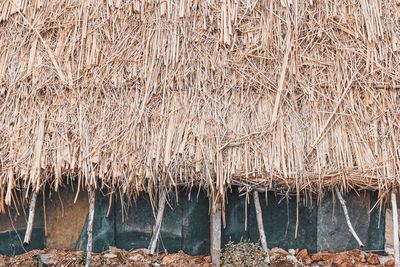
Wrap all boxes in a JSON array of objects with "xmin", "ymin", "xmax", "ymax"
[{"xmin": 0, "ymin": 0, "xmax": 399, "ymax": 203}]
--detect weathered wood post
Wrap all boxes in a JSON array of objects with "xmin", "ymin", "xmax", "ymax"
[
  {"xmin": 210, "ymin": 201, "xmax": 221, "ymax": 267},
  {"xmin": 148, "ymin": 189, "xmax": 167, "ymax": 254},
  {"xmin": 24, "ymin": 190, "xmax": 39, "ymax": 246},
  {"xmin": 392, "ymin": 192, "xmax": 399, "ymax": 267},
  {"xmin": 0, "ymin": 184, "xmax": 5, "ymax": 215},
  {"xmin": 334, "ymin": 185, "xmax": 364, "ymax": 247},
  {"xmin": 253, "ymin": 190, "xmax": 268, "ymax": 252},
  {"xmin": 85, "ymin": 187, "xmax": 96, "ymax": 267}
]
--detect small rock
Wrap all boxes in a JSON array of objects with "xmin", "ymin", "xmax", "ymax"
[
  {"xmin": 103, "ymin": 253, "xmax": 117, "ymax": 259},
  {"xmin": 311, "ymin": 253, "xmax": 323, "ymax": 261},
  {"xmin": 360, "ymin": 250, "xmax": 368, "ymax": 262},
  {"xmin": 288, "ymin": 249, "xmax": 295, "ymax": 256},
  {"xmin": 193, "ymin": 256, "xmax": 204, "ymax": 263},
  {"xmin": 129, "ymin": 254, "xmax": 144, "ymax": 262},
  {"xmin": 304, "ymin": 256, "xmax": 312, "ymax": 265},
  {"xmin": 35, "ymin": 254, "xmax": 55, "ymax": 265},
  {"xmin": 162, "ymin": 254, "xmax": 180, "ymax": 264},
  {"xmin": 318, "ymin": 260, "xmax": 334, "ymax": 266},
  {"xmin": 332, "ymin": 253, "xmax": 349, "ymax": 266},
  {"xmin": 270, "ymin": 247, "xmax": 289, "ymax": 255},
  {"xmin": 380, "ymin": 255, "xmax": 394, "ymax": 265},
  {"xmin": 129, "ymin": 248, "xmax": 150, "ymax": 256},
  {"xmin": 200, "ymin": 263, "xmax": 212, "ymax": 267},
  {"xmin": 311, "ymin": 252, "xmax": 331, "ymax": 261},
  {"xmin": 367, "ymin": 254, "xmax": 380, "ymax": 265},
  {"xmin": 286, "ymin": 255, "xmax": 298, "ymax": 264},
  {"xmin": 265, "ymin": 254, "xmax": 271, "ymax": 264},
  {"xmin": 108, "ymin": 246, "xmax": 122, "ymax": 254},
  {"xmin": 385, "ymin": 259, "xmax": 395, "ymax": 266},
  {"xmin": 269, "ymin": 253, "xmax": 281, "ymax": 262},
  {"xmin": 297, "ymin": 249, "xmax": 308, "ymax": 258},
  {"xmin": 157, "ymin": 254, "xmax": 166, "ymax": 261},
  {"xmin": 204, "ymin": 256, "xmax": 211, "ymax": 262}
]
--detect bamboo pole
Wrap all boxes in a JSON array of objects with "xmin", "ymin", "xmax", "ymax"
[
  {"xmin": 23, "ymin": 190, "xmax": 38, "ymax": 246},
  {"xmin": 392, "ymin": 192, "xmax": 399, "ymax": 267},
  {"xmin": 85, "ymin": 187, "xmax": 96, "ymax": 267},
  {"xmin": 211, "ymin": 202, "xmax": 221, "ymax": 267},
  {"xmin": 148, "ymin": 189, "xmax": 167, "ymax": 255},
  {"xmin": 334, "ymin": 185, "xmax": 364, "ymax": 247},
  {"xmin": 253, "ymin": 190, "xmax": 268, "ymax": 252},
  {"xmin": 0, "ymin": 184, "xmax": 5, "ymax": 215},
  {"xmin": 43, "ymin": 189, "xmax": 47, "ymax": 237}
]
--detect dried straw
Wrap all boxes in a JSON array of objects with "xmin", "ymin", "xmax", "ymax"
[{"xmin": 0, "ymin": 0, "xmax": 399, "ymax": 204}]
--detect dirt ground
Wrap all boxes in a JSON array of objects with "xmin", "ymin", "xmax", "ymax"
[{"xmin": 0, "ymin": 247, "xmax": 395, "ymax": 266}]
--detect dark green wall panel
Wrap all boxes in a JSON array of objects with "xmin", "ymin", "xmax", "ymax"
[
  {"xmin": 368, "ymin": 191, "xmax": 385, "ymax": 252},
  {"xmin": 181, "ymin": 189, "xmax": 210, "ymax": 255},
  {"xmin": 76, "ymin": 191, "xmax": 115, "ymax": 252},
  {"xmin": 248, "ymin": 193, "xmax": 317, "ymax": 253},
  {"xmin": 115, "ymin": 191, "xmax": 184, "ymax": 253},
  {"xmin": 0, "ymin": 188, "xmax": 386, "ymax": 256},
  {"xmin": 222, "ymin": 188, "xmax": 249, "ymax": 245},
  {"xmin": 0, "ymin": 228, "xmax": 45, "ymax": 256}
]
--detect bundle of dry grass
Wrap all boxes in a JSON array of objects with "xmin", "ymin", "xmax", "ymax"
[{"xmin": 0, "ymin": 0, "xmax": 399, "ymax": 205}]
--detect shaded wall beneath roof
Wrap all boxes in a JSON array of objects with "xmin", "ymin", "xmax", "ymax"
[{"xmin": 0, "ymin": 186, "xmax": 385, "ymax": 256}]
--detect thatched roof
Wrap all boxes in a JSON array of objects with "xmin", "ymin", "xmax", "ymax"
[{"xmin": 0, "ymin": 0, "xmax": 399, "ymax": 204}]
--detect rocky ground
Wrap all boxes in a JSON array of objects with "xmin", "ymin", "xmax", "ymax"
[{"xmin": 0, "ymin": 247, "xmax": 395, "ymax": 266}]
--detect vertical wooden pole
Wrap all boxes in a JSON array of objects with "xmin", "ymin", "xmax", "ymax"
[
  {"xmin": 0, "ymin": 184, "xmax": 5, "ymax": 215},
  {"xmin": 85, "ymin": 187, "xmax": 96, "ymax": 267},
  {"xmin": 334, "ymin": 185, "xmax": 364, "ymax": 247},
  {"xmin": 211, "ymin": 202, "xmax": 221, "ymax": 267},
  {"xmin": 24, "ymin": 190, "xmax": 38, "ymax": 246},
  {"xmin": 148, "ymin": 189, "xmax": 167, "ymax": 254},
  {"xmin": 392, "ymin": 192, "xmax": 399, "ymax": 267},
  {"xmin": 253, "ymin": 190, "xmax": 268, "ymax": 252},
  {"xmin": 43, "ymin": 189, "xmax": 47, "ymax": 237}
]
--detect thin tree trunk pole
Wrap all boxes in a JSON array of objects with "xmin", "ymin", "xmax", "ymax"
[
  {"xmin": 211, "ymin": 202, "xmax": 221, "ymax": 267},
  {"xmin": 148, "ymin": 189, "xmax": 167, "ymax": 255},
  {"xmin": 392, "ymin": 192, "xmax": 399, "ymax": 267},
  {"xmin": 334, "ymin": 185, "xmax": 364, "ymax": 247},
  {"xmin": 0, "ymin": 185, "xmax": 5, "ymax": 215},
  {"xmin": 253, "ymin": 190, "xmax": 268, "ymax": 252},
  {"xmin": 85, "ymin": 187, "xmax": 96, "ymax": 267},
  {"xmin": 24, "ymin": 190, "xmax": 38, "ymax": 246}
]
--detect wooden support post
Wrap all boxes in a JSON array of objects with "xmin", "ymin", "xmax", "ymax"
[
  {"xmin": 211, "ymin": 202, "xmax": 221, "ymax": 267},
  {"xmin": 0, "ymin": 184, "xmax": 5, "ymax": 215},
  {"xmin": 392, "ymin": 192, "xmax": 399, "ymax": 267},
  {"xmin": 334, "ymin": 185, "xmax": 364, "ymax": 247},
  {"xmin": 85, "ymin": 187, "xmax": 96, "ymax": 267},
  {"xmin": 253, "ymin": 190, "xmax": 268, "ymax": 252},
  {"xmin": 148, "ymin": 189, "xmax": 167, "ymax": 255},
  {"xmin": 24, "ymin": 190, "xmax": 38, "ymax": 246}
]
